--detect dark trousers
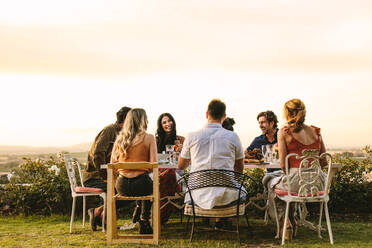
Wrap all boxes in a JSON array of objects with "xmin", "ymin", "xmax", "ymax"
[{"xmin": 116, "ymin": 173, "xmax": 153, "ymax": 220}]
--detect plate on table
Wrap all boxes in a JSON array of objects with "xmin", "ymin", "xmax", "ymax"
[
  {"xmin": 158, "ymin": 160, "xmax": 169, "ymax": 165},
  {"xmin": 244, "ymin": 158, "xmax": 265, "ymax": 164}
]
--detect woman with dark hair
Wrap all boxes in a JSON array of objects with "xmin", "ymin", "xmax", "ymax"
[{"xmin": 156, "ymin": 113, "xmax": 185, "ymax": 224}]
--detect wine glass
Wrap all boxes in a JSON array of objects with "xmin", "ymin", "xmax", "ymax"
[
  {"xmin": 261, "ymin": 145, "xmax": 268, "ymax": 162},
  {"xmin": 266, "ymin": 144, "xmax": 274, "ymax": 163},
  {"xmin": 165, "ymin": 145, "xmax": 175, "ymax": 163}
]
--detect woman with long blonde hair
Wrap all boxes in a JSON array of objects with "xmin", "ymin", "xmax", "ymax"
[{"xmin": 111, "ymin": 108, "xmax": 157, "ymax": 234}]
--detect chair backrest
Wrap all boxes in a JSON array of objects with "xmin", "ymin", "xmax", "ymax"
[
  {"xmin": 106, "ymin": 162, "xmax": 160, "ymax": 245},
  {"xmin": 284, "ymin": 149, "xmax": 332, "ymax": 198},
  {"xmin": 107, "ymin": 162, "xmax": 159, "ymax": 196},
  {"xmin": 181, "ymin": 169, "xmax": 254, "ymax": 204},
  {"xmin": 107, "ymin": 162, "xmax": 158, "ymax": 171},
  {"xmin": 74, "ymin": 158, "xmax": 85, "ymax": 187},
  {"xmin": 64, "ymin": 154, "xmax": 81, "ymax": 194}
]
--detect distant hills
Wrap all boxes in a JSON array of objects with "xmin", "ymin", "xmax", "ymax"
[
  {"xmin": 0, "ymin": 143, "xmax": 362, "ymax": 156},
  {"xmin": 0, "ymin": 142, "xmax": 92, "ymax": 155}
]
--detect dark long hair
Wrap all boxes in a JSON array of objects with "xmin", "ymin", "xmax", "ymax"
[{"xmin": 156, "ymin": 113, "xmax": 177, "ymax": 153}]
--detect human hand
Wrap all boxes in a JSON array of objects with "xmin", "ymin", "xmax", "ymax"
[{"xmin": 174, "ymin": 140, "xmax": 182, "ymax": 152}]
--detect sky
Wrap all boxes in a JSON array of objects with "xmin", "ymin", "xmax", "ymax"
[{"xmin": 1, "ymin": 0, "xmax": 371, "ymax": 149}]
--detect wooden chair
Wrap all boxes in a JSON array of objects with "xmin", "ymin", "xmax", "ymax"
[
  {"xmin": 106, "ymin": 162, "xmax": 160, "ymax": 245},
  {"xmin": 180, "ymin": 169, "xmax": 257, "ymax": 244},
  {"xmin": 64, "ymin": 154, "xmax": 106, "ymax": 233},
  {"xmin": 273, "ymin": 150, "xmax": 334, "ymax": 245}
]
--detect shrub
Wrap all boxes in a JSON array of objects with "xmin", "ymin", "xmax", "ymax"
[
  {"xmin": 0, "ymin": 155, "xmax": 72, "ymax": 215},
  {"xmin": 328, "ymin": 146, "xmax": 372, "ymax": 215}
]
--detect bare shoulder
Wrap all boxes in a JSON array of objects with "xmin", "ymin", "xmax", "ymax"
[
  {"xmin": 305, "ymin": 125, "xmax": 319, "ymax": 138},
  {"xmin": 144, "ymin": 133, "xmax": 156, "ymax": 143},
  {"xmin": 146, "ymin": 133, "xmax": 155, "ymax": 139}
]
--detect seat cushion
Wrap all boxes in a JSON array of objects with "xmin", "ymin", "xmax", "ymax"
[
  {"xmin": 274, "ymin": 189, "xmax": 324, "ymax": 197},
  {"xmin": 75, "ymin": 187, "xmax": 104, "ymax": 193},
  {"xmin": 184, "ymin": 203, "xmax": 245, "ymax": 217}
]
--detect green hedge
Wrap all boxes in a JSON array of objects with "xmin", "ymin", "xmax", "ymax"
[
  {"xmin": 328, "ymin": 146, "xmax": 372, "ymax": 215},
  {"xmin": 0, "ymin": 155, "xmax": 72, "ymax": 215}
]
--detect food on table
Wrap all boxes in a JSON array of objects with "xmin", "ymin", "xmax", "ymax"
[
  {"xmin": 244, "ymin": 158, "xmax": 259, "ymax": 163},
  {"xmin": 245, "ymin": 148, "xmax": 263, "ymax": 160}
]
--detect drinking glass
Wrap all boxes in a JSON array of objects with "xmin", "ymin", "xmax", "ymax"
[
  {"xmin": 165, "ymin": 145, "xmax": 175, "ymax": 163},
  {"xmin": 261, "ymin": 145, "xmax": 268, "ymax": 162},
  {"xmin": 266, "ymin": 144, "xmax": 274, "ymax": 163}
]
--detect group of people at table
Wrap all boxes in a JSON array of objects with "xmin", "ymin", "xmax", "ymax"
[{"xmin": 81, "ymin": 98, "xmax": 328, "ymax": 240}]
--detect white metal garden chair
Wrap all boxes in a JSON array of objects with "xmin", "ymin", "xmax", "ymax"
[
  {"xmin": 273, "ymin": 149, "xmax": 334, "ymax": 245},
  {"xmin": 64, "ymin": 154, "xmax": 106, "ymax": 233}
]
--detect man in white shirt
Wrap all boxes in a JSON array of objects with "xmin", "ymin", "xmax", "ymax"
[{"xmin": 178, "ymin": 99, "xmax": 245, "ymax": 209}]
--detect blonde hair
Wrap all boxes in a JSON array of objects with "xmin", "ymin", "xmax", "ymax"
[
  {"xmin": 112, "ymin": 108, "xmax": 148, "ymax": 161},
  {"xmin": 283, "ymin": 98, "xmax": 306, "ymax": 133}
]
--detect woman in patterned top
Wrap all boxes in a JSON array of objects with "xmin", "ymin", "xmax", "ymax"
[{"xmin": 156, "ymin": 113, "xmax": 184, "ymax": 224}]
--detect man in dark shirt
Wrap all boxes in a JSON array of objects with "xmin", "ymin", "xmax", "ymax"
[
  {"xmin": 246, "ymin": 110, "xmax": 280, "ymax": 173},
  {"xmin": 83, "ymin": 106, "xmax": 131, "ymax": 231}
]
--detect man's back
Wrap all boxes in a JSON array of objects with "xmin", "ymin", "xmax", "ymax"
[
  {"xmin": 182, "ymin": 123, "xmax": 243, "ymax": 172},
  {"xmin": 180, "ymin": 123, "xmax": 244, "ymax": 208}
]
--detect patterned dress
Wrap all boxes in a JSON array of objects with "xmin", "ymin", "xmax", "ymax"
[{"xmin": 157, "ymin": 135, "xmax": 184, "ymax": 224}]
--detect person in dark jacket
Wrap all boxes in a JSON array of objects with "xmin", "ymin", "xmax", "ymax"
[
  {"xmin": 83, "ymin": 106, "xmax": 131, "ymax": 231},
  {"xmin": 246, "ymin": 111, "xmax": 280, "ymax": 173}
]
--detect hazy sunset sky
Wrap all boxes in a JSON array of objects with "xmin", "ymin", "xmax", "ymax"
[{"xmin": 1, "ymin": 1, "xmax": 371, "ymax": 149}]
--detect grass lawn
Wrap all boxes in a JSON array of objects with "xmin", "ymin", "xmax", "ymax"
[{"xmin": 0, "ymin": 215, "xmax": 371, "ymax": 248}]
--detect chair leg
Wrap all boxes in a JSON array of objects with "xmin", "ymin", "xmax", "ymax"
[
  {"xmin": 318, "ymin": 202, "xmax": 324, "ymax": 238},
  {"xmin": 102, "ymin": 194, "xmax": 106, "ymax": 232},
  {"xmin": 185, "ymin": 215, "xmax": 191, "ymax": 237},
  {"xmin": 244, "ymin": 213, "xmax": 252, "ymax": 237},
  {"xmin": 70, "ymin": 197, "xmax": 76, "ymax": 233},
  {"xmin": 236, "ymin": 215, "xmax": 241, "ymax": 245},
  {"xmin": 293, "ymin": 203, "xmax": 299, "ymax": 238},
  {"xmin": 82, "ymin": 196, "xmax": 86, "ymax": 228},
  {"xmin": 264, "ymin": 199, "xmax": 269, "ymax": 225},
  {"xmin": 190, "ymin": 214, "xmax": 196, "ymax": 242},
  {"xmin": 281, "ymin": 201, "xmax": 290, "ymax": 245},
  {"xmin": 273, "ymin": 199, "xmax": 280, "ymax": 239},
  {"xmin": 324, "ymin": 202, "xmax": 334, "ymax": 245}
]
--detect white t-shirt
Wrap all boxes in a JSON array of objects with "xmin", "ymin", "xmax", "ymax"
[{"xmin": 180, "ymin": 122, "xmax": 245, "ymax": 209}]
